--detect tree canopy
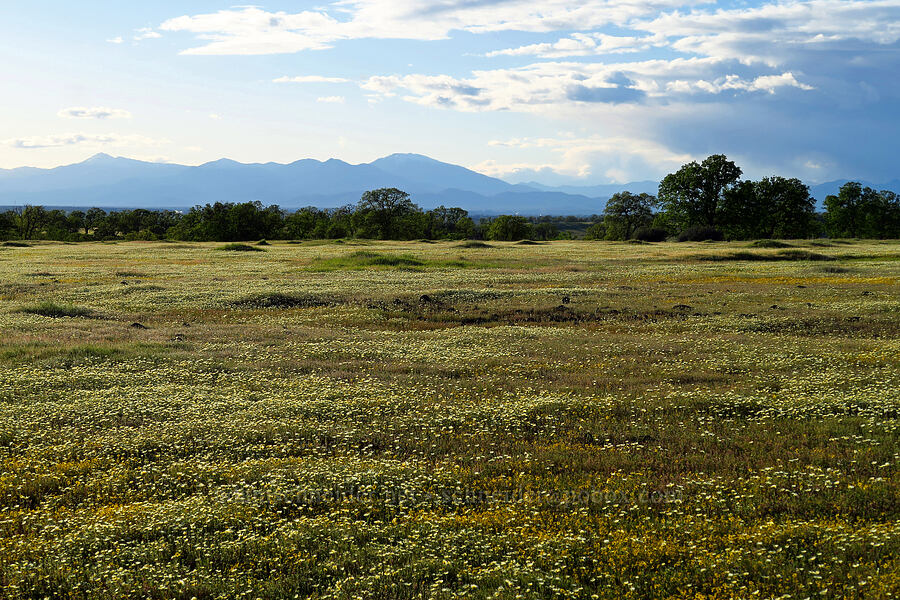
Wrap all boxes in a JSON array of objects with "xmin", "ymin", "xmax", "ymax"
[{"xmin": 657, "ymin": 154, "xmax": 742, "ymax": 230}]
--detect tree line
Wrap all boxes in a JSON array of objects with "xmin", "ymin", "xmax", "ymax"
[
  {"xmin": 0, "ymin": 188, "xmax": 568, "ymax": 243},
  {"xmin": 587, "ymin": 155, "xmax": 899, "ymax": 241},
  {"xmin": 1, "ymin": 156, "xmax": 898, "ymax": 242}
]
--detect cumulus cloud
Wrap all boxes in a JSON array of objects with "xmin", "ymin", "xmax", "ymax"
[
  {"xmin": 4, "ymin": 133, "xmax": 166, "ymax": 149},
  {"xmin": 159, "ymin": 1, "xmax": 698, "ymax": 55},
  {"xmin": 58, "ymin": 107, "xmax": 132, "ymax": 120},
  {"xmin": 665, "ymin": 72, "xmax": 814, "ymax": 95},
  {"xmin": 106, "ymin": 36, "xmax": 124, "ymax": 44},
  {"xmin": 273, "ymin": 75, "xmax": 350, "ymax": 84},
  {"xmin": 478, "ymin": 135, "xmax": 695, "ymax": 182},
  {"xmin": 316, "ymin": 96, "xmax": 346, "ymax": 103},
  {"xmin": 487, "ymin": 32, "xmax": 665, "ymax": 58},
  {"xmin": 360, "ymin": 59, "xmax": 814, "ymax": 112}
]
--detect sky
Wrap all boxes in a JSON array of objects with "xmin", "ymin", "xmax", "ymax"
[{"xmin": 1, "ymin": 1, "xmax": 898, "ymax": 185}]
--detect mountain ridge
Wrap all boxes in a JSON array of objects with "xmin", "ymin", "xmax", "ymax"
[{"xmin": 2, "ymin": 153, "xmax": 897, "ymax": 214}]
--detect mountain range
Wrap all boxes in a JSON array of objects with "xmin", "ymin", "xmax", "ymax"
[{"xmin": 1, "ymin": 153, "xmax": 897, "ymax": 215}]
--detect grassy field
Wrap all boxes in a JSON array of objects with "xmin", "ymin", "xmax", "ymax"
[{"xmin": 0, "ymin": 239, "xmax": 898, "ymax": 599}]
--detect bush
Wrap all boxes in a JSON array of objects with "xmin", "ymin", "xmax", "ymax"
[
  {"xmin": 677, "ymin": 226, "xmax": 724, "ymax": 242},
  {"xmin": 632, "ymin": 227, "xmax": 668, "ymax": 242}
]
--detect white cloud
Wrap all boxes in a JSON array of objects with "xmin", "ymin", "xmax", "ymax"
[
  {"xmin": 134, "ymin": 27, "xmax": 163, "ymax": 41},
  {"xmin": 4, "ymin": 133, "xmax": 167, "ymax": 149},
  {"xmin": 159, "ymin": 2, "xmax": 700, "ymax": 55},
  {"xmin": 665, "ymin": 72, "xmax": 814, "ymax": 95},
  {"xmin": 106, "ymin": 36, "xmax": 124, "ymax": 44},
  {"xmin": 274, "ymin": 75, "xmax": 350, "ymax": 84},
  {"xmin": 641, "ymin": 0, "xmax": 900, "ymax": 66},
  {"xmin": 58, "ymin": 106, "xmax": 132, "ymax": 120},
  {"xmin": 487, "ymin": 32, "xmax": 665, "ymax": 58},
  {"xmin": 478, "ymin": 135, "xmax": 694, "ymax": 182},
  {"xmin": 316, "ymin": 96, "xmax": 346, "ymax": 103},
  {"xmin": 360, "ymin": 58, "xmax": 813, "ymax": 112}
]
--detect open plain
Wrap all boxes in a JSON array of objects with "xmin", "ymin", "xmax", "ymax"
[{"xmin": 0, "ymin": 239, "xmax": 898, "ymax": 599}]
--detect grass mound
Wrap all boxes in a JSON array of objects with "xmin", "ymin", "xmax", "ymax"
[
  {"xmin": 349, "ymin": 251, "xmax": 424, "ymax": 267},
  {"xmin": 515, "ymin": 240, "xmax": 541, "ymax": 245},
  {"xmin": 313, "ymin": 251, "xmax": 425, "ymax": 270},
  {"xmin": 19, "ymin": 301, "xmax": 94, "ymax": 319},
  {"xmin": 776, "ymin": 249, "xmax": 834, "ymax": 261},
  {"xmin": 218, "ymin": 243, "xmax": 265, "ymax": 252},
  {"xmin": 750, "ymin": 239, "xmax": 794, "ymax": 248},
  {"xmin": 233, "ymin": 292, "xmax": 337, "ymax": 309},
  {"xmin": 256, "ymin": 239, "xmax": 270, "ymax": 246},
  {"xmin": 690, "ymin": 250, "xmax": 833, "ymax": 262},
  {"xmin": 2, "ymin": 241, "xmax": 31, "ymax": 247},
  {"xmin": 311, "ymin": 250, "xmax": 488, "ymax": 271},
  {"xmin": 457, "ymin": 241, "xmax": 493, "ymax": 249}
]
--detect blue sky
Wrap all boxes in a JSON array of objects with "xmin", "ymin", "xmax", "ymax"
[{"xmin": 2, "ymin": 1, "xmax": 898, "ymax": 184}]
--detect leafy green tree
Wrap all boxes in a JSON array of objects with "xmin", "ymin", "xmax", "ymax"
[
  {"xmin": 355, "ymin": 188, "xmax": 419, "ymax": 239},
  {"xmin": 455, "ymin": 216, "xmax": 476, "ymax": 240},
  {"xmin": 657, "ymin": 155, "xmax": 742, "ymax": 230},
  {"xmin": 583, "ymin": 221, "xmax": 607, "ymax": 240},
  {"xmin": 601, "ymin": 192, "xmax": 656, "ymax": 240},
  {"xmin": 721, "ymin": 177, "xmax": 816, "ymax": 239},
  {"xmin": 85, "ymin": 207, "xmax": 107, "ymax": 236},
  {"xmin": 15, "ymin": 205, "xmax": 47, "ymax": 239},
  {"xmin": 425, "ymin": 206, "xmax": 469, "ymax": 239},
  {"xmin": 825, "ymin": 182, "xmax": 872, "ymax": 238},
  {"xmin": 283, "ymin": 207, "xmax": 325, "ymax": 239},
  {"xmin": 0, "ymin": 211, "xmax": 14, "ymax": 239},
  {"xmin": 533, "ymin": 222, "xmax": 559, "ymax": 241},
  {"xmin": 67, "ymin": 211, "xmax": 87, "ymax": 236},
  {"xmin": 327, "ymin": 205, "xmax": 356, "ymax": 239},
  {"xmin": 486, "ymin": 215, "xmax": 533, "ymax": 241},
  {"xmin": 172, "ymin": 202, "xmax": 283, "ymax": 241},
  {"xmin": 861, "ymin": 190, "xmax": 900, "ymax": 239}
]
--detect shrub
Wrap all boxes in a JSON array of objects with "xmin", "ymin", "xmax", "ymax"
[
  {"xmin": 632, "ymin": 227, "xmax": 668, "ymax": 242},
  {"xmin": 677, "ymin": 226, "xmax": 724, "ymax": 242},
  {"xmin": 457, "ymin": 241, "xmax": 493, "ymax": 249}
]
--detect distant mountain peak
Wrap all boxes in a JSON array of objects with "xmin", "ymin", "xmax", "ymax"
[
  {"xmin": 83, "ymin": 152, "xmax": 116, "ymax": 163},
  {"xmin": 379, "ymin": 152, "xmax": 436, "ymax": 162}
]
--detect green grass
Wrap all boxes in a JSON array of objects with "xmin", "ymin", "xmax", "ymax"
[
  {"xmin": 17, "ymin": 301, "xmax": 95, "ymax": 318},
  {"xmin": 689, "ymin": 249, "xmax": 833, "ymax": 262},
  {"xmin": 748, "ymin": 239, "xmax": 794, "ymax": 248},
  {"xmin": 0, "ymin": 239, "xmax": 898, "ymax": 599},
  {"xmin": 309, "ymin": 250, "xmax": 491, "ymax": 271},
  {"xmin": 218, "ymin": 242, "xmax": 265, "ymax": 252},
  {"xmin": 1, "ymin": 241, "xmax": 31, "ymax": 247}
]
